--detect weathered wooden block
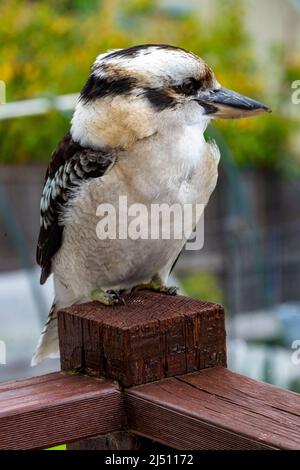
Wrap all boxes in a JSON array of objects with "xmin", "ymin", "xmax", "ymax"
[{"xmin": 58, "ymin": 291, "xmax": 226, "ymax": 387}]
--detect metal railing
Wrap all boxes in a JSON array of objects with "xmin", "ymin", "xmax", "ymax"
[{"xmin": 0, "ymin": 93, "xmax": 78, "ymax": 120}]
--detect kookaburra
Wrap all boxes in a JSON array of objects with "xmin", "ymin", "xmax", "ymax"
[{"xmin": 32, "ymin": 44, "xmax": 270, "ymax": 365}]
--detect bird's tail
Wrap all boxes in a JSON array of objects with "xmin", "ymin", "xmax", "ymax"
[{"xmin": 31, "ymin": 303, "xmax": 59, "ymax": 366}]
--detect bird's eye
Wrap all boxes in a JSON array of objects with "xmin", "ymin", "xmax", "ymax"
[{"xmin": 179, "ymin": 78, "xmax": 198, "ymax": 95}]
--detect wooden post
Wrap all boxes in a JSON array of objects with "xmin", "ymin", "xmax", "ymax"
[
  {"xmin": 59, "ymin": 290, "xmax": 226, "ymax": 450},
  {"xmin": 58, "ymin": 291, "xmax": 226, "ymax": 387}
]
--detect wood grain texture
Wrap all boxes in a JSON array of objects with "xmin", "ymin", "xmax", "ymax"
[
  {"xmin": 0, "ymin": 372, "xmax": 123, "ymax": 450},
  {"xmin": 67, "ymin": 432, "xmax": 142, "ymax": 450},
  {"xmin": 58, "ymin": 291, "xmax": 226, "ymax": 387},
  {"xmin": 126, "ymin": 367, "xmax": 300, "ymax": 450},
  {"xmin": 68, "ymin": 433, "xmax": 172, "ymax": 450}
]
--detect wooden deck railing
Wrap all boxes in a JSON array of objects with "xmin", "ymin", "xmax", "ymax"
[{"xmin": 1, "ymin": 291, "xmax": 300, "ymax": 450}]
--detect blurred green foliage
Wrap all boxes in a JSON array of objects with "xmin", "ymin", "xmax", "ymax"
[
  {"xmin": 46, "ymin": 444, "xmax": 66, "ymax": 450},
  {"xmin": 0, "ymin": 0, "xmax": 298, "ymax": 169},
  {"xmin": 179, "ymin": 272, "xmax": 224, "ymax": 305}
]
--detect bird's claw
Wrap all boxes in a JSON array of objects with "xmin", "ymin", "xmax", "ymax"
[
  {"xmin": 91, "ymin": 288, "xmax": 125, "ymax": 306},
  {"xmin": 132, "ymin": 274, "xmax": 178, "ymax": 296},
  {"xmin": 107, "ymin": 290, "xmax": 126, "ymax": 305},
  {"xmin": 166, "ymin": 286, "xmax": 178, "ymax": 296}
]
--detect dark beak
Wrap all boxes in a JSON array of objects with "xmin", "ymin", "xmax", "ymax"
[{"xmin": 195, "ymin": 87, "xmax": 271, "ymax": 119}]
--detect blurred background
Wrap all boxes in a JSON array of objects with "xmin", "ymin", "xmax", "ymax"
[{"xmin": 0, "ymin": 0, "xmax": 300, "ymax": 391}]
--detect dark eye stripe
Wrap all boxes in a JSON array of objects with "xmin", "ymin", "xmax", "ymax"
[
  {"xmin": 80, "ymin": 74, "xmax": 137, "ymax": 103},
  {"xmin": 144, "ymin": 88, "xmax": 177, "ymax": 110}
]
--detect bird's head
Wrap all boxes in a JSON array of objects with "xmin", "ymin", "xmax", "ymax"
[{"xmin": 71, "ymin": 44, "xmax": 271, "ymax": 149}]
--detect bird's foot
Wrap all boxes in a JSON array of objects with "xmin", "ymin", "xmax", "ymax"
[
  {"xmin": 132, "ymin": 274, "xmax": 178, "ymax": 296},
  {"xmin": 91, "ymin": 288, "xmax": 125, "ymax": 306}
]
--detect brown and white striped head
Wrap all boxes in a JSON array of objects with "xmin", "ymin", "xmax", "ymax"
[{"xmin": 71, "ymin": 44, "xmax": 270, "ymax": 150}]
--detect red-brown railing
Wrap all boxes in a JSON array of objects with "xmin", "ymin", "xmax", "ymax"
[{"xmin": 1, "ymin": 291, "xmax": 300, "ymax": 450}]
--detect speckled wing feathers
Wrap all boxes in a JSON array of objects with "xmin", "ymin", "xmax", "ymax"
[{"xmin": 36, "ymin": 132, "xmax": 115, "ymax": 284}]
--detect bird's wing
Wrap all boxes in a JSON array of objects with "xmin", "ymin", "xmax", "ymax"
[{"xmin": 36, "ymin": 132, "xmax": 116, "ymax": 284}]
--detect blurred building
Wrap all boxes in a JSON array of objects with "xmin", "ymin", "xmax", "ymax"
[{"xmin": 163, "ymin": 0, "xmax": 300, "ymax": 58}]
